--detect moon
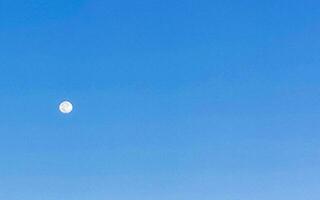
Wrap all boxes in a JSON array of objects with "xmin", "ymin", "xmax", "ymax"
[{"xmin": 59, "ymin": 101, "xmax": 73, "ymax": 114}]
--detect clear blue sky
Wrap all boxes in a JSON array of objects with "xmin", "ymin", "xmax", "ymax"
[{"xmin": 1, "ymin": 0, "xmax": 320, "ymax": 199}]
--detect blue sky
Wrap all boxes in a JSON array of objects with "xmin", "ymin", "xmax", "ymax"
[{"xmin": 1, "ymin": 0, "xmax": 320, "ymax": 199}]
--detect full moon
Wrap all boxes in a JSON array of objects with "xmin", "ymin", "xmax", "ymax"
[{"xmin": 59, "ymin": 101, "xmax": 73, "ymax": 114}]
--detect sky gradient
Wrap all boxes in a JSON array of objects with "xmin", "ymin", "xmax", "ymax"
[{"xmin": 1, "ymin": 0, "xmax": 320, "ymax": 199}]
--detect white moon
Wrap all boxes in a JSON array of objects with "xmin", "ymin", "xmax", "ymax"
[{"xmin": 59, "ymin": 101, "xmax": 73, "ymax": 114}]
